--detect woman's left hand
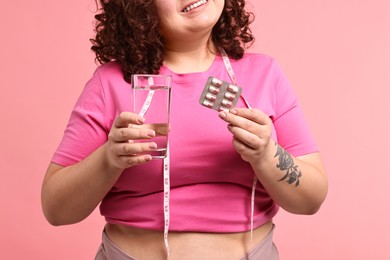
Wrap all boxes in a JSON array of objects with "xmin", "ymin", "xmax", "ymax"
[{"xmin": 219, "ymin": 108, "xmax": 275, "ymax": 164}]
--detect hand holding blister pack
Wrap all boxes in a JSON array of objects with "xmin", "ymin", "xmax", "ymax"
[{"xmin": 199, "ymin": 76, "xmax": 242, "ymax": 111}]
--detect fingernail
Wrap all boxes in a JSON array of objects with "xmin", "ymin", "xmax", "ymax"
[
  {"xmin": 144, "ymin": 155, "xmax": 152, "ymax": 162},
  {"xmin": 219, "ymin": 111, "xmax": 227, "ymax": 118},
  {"xmin": 230, "ymin": 109, "xmax": 237, "ymax": 115},
  {"xmin": 137, "ymin": 117, "xmax": 145, "ymax": 124},
  {"xmin": 147, "ymin": 130, "xmax": 156, "ymax": 137},
  {"xmin": 149, "ymin": 143, "xmax": 157, "ymax": 149}
]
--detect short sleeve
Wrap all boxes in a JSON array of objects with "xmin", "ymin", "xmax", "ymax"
[
  {"xmin": 272, "ymin": 63, "xmax": 318, "ymax": 157},
  {"xmin": 51, "ymin": 70, "xmax": 110, "ymax": 166}
]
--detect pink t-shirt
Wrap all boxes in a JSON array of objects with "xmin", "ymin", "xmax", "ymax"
[{"xmin": 52, "ymin": 53, "xmax": 318, "ymax": 232}]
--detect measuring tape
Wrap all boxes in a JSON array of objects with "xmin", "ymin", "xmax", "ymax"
[
  {"xmin": 219, "ymin": 48, "xmax": 258, "ymax": 249},
  {"xmin": 137, "ymin": 49, "xmax": 258, "ymax": 257},
  {"xmin": 137, "ymin": 76, "xmax": 171, "ymax": 257}
]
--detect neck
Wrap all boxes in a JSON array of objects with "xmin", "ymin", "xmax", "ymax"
[{"xmin": 163, "ymin": 34, "xmax": 218, "ymax": 73}]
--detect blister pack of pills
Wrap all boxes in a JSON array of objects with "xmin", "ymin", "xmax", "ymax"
[{"xmin": 199, "ymin": 76, "xmax": 242, "ymax": 111}]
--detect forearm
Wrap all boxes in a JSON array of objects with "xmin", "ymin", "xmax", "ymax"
[
  {"xmin": 41, "ymin": 144, "xmax": 123, "ymax": 225},
  {"xmin": 251, "ymin": 141, "xmax": 328, "ymax": 215},
  {"xmin": 42, "ymin": 112, "xmax": 157, "ymax": 226}
]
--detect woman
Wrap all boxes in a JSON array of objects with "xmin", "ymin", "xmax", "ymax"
[{"xmin": 41, "ymin": 0, "xmax": 328, "ymax": 259}]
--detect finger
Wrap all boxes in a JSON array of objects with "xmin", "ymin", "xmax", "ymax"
[
  {"xmin": 232, "ymin": 136, "xmax": 253, "ymax": 153},
  {"xmin": 113, "ymin": 141, "xmax": 158, "ymax": 156},
  {"xmin": 219, "ymin": 111, "xmax": 260, "ymax": 135},
  {"xmin": 109, "ymin": 124, "xmax": 156, "ymax": 142},
  {"xmin": 219, "ymin": 108, "xmax": 270, "ymax": 126},
  {"xmin": 114, "ymin": 112, "xmax": 145, "ymax": 128},
  {"xmin": 231, "ymin": 108, "xmax": 271, "ymax": 125},
  {"xmin": 228, "ymin": 121, "xmax": 272, "ymax": 145},
  {"xmin": 141, "ymin": 123, "xmax": 170, "ymax": 136},
  {"xmin": 228, "ymin": 125, "xmax": 264, "ymax": 150},
  {"xmin": 117, "ymin": 154, "xmax": 153, "ymax": 167},
  {"xmin": 231, "ymin": 137, "xmax": 261, "ymax": 163}
]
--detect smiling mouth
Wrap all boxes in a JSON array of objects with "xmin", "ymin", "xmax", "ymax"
[{"xmin": 182, "ymin": 0, "xmax": 208, "ymax": 13}]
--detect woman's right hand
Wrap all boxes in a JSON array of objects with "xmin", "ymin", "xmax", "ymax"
[{"xmin": 106, "ymin": 112, "xmax": 157, "ymax": 169}]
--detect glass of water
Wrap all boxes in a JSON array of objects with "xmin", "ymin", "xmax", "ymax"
[{"xmin": 132, "ymin": 74, "xmax": 172, "ymax": 159}]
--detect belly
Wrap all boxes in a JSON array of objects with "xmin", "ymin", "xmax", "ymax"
[{"xmin": 104, "ymin": 220, "xmax": 273, "ymax": 260}]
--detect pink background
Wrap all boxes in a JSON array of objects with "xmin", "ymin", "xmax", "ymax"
[{"xmin": 1, "ymin": 0, "xmax": 389, "ymax": 259}]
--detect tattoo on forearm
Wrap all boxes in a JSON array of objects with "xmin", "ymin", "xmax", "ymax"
[{"xmin": 274, "ymin": 144, "xmax": 302, "ymax": 187}]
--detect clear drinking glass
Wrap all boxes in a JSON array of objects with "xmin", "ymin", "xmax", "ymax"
[{"xmin": 132, "ymin": 74, "xmax": 172, "ymax": 159}]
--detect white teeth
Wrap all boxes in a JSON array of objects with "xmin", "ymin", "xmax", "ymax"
[{"xmin": 183, "ymin": 0, "xmax": 207, "ymax": 13}]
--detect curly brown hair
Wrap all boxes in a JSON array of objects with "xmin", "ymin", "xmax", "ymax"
[{"xmin": 91, "ymin": 0, "xmax": 255, "ymax": 83}]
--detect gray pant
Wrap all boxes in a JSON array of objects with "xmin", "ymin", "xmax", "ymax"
[{"xmin": 95, "ymin": 227, "xmax": 279, "ymax": 260}]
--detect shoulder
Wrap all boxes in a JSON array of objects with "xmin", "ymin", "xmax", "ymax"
[
  {"xmin": 87, "ymin": 61, "xmax": 130, "ymax": 96},
  {"xmin": 82, "ymin": 61, "xmax": 129, "ymax": 106},
  {"xmin": 235, "ymin": 52, "xmax": 275, "ymax": 66},
  {"xmin": 230, "ymin": 52, "xmax": 281, "ymax": 75},
  {"xmin": 93, "ymin": 61, "xmax": 125, "ymax": 82},
  {"xmin": 229, "ymin": 52, "xmax": 284, "ymax": 80}
]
